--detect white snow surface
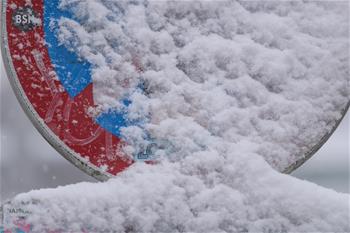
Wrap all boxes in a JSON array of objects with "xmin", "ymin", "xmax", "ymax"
[
  {"xmin": 55, "ymin": 0, "xmax": 349, "ymax": 171},
  {"xmin": 7, "ymin": 1, "xmax": 350, "ymax": 232}
]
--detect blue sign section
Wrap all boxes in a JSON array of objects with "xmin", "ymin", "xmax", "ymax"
[
  {"xmin": 96, "ymin": 99, "xmax": 132, "ymax": 137},
  {"xmin": 44, "ymin": 0, "xmax": 92, "ymax": 98},
  {"xmin": 96, "ymin": 110, "xmax": 128, "ymax": 137},
  {"xmin": 43, "ymin": 0, "xmax": 140, "ymax": 140}
]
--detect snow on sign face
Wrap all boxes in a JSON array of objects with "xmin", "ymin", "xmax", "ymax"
[
  {"xmin": 1, "ymin": 0, "xmax": 349, "ymax": 180},
  {"xmin": 1, "ymin": 1, "xmax": 350, "ymax": 232}
]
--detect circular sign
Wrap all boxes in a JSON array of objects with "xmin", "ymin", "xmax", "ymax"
[{"xmin": 1, "ymin": 0, "xmax": 349, "ymax": 180}]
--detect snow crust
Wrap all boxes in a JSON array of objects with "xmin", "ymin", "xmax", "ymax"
[{"xmin": 5, "ymin": 1, "xmax": 350, "ymax": 232}]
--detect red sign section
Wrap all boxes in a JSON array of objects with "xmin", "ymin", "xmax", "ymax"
[{"xmin": 2, "ymin": 0, "xmax": 133, "ymax": 179}]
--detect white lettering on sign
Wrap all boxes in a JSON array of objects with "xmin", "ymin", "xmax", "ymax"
[
  {"xmin": 15, "ymin": 14, "xmax": 35, "ymax": 25},
  {"xmin": 12, "ymin": 7, "xmax": 40, "ymax": 31}
]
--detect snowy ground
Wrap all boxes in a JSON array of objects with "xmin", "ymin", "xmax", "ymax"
[{"xmin": 1, "ymin": 1, "xmax": 350, "ymax": 232}]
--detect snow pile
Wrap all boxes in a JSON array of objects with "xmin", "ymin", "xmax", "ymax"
[
  {"xmin": 5, "ymin": 1, "xmax": 350, "ymax": 232},
  {"xmin": 9, "ymin": 163, "xmax": 350, "ymax": 232}
]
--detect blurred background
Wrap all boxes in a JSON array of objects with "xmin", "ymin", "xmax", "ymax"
[{"xmin": 0, "ymin": 51, "xmax": 349, "ymax": 202}]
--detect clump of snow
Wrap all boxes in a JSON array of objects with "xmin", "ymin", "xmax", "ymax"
[
  {"xmin": 56, "ymin": 0, "xmax": 349, "ymax": 171},
  {"xmin": 5, "ymin": 0, "xmax": 350, "ymax": 232}
]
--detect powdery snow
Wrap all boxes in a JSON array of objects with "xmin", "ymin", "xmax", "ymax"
[{"xmin": 5, "ymin": 0, "xmax": 350, "ymax": 232}]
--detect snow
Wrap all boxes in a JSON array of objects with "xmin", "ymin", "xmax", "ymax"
[
  {"xmin": 6, "ymin": 162, "xmax": 350, "ymax": 232},
  {"xmin": 3, "ymin": 0, "xmax": 350, "ymax": 232},
  {"xmin": 55, "ymin": 0, "xmax": 349, "ymax": 171}
]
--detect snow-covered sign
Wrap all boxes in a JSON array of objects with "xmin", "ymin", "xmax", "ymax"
[
  {"xmin": 1, "ymin": 0, "xmax": 349, "ymax": 232},
  {"xmin": 1, "ymin": 0, "xmax": 148, "ymax": 181},
  {"xmin": 2, "ymin": 0, "xmax": 349, "ymax": 180}
]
